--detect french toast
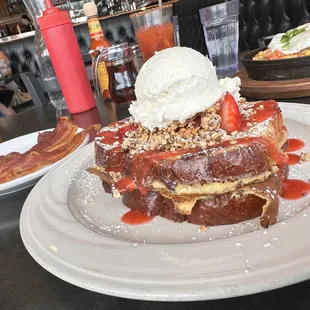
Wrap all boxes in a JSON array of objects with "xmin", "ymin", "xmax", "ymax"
[{"xmin": 89, "ymin": 98, "xmax": 289, "ymax": 228}]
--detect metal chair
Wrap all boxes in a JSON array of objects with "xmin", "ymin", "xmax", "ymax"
[
  {"xmin": 19, "ymin": 72, "xmax": 49, "ymax": 108},
  {"xmin": 20, "ymin": 63, "xmax": 93, "ymax": 110}
]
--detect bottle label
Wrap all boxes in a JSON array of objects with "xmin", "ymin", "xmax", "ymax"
[
  {"xmin": 98, "ymin": 61, "xmax": 109, "ymax": 94},
  {"xmin": 88, "ymin": 19, "xmax": 103, "ymax": 39}
]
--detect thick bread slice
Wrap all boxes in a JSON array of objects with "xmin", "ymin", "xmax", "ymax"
[
  {"xmin": 121, "ymin": 166, "xmax": 288, "ymax": 228},
  {"xmin": 123, "ymin": 140, "xmax": 283, "ymax": 190},
  {"xmin": 92, "ymin": 138, "xmax": 286, "ymax": 197},
  {"xmin": 94, "ymin": 100, "xmax": 287, "ymax": 189}
]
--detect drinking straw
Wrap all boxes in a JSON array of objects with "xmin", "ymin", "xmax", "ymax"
[{"xmin": 159, "ymin": 0, "xmax": 163, "ymax": 24}]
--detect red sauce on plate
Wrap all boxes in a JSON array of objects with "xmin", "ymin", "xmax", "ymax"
[
  {"xmin": 287, "ymin": 153, "xmax": 301, "ymax": 165},
  {"xmin": 121, "ymin": 210, "xmax": 153, "ymax": 225},
  {"xmin": 287, "ymin": 138, "xmax": 305, "ymax": 152},
  {"xmin": 281, "ymin": 179, "xmax": 310, "ymax": 200}
]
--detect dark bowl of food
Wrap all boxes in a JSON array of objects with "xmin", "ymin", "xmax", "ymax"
[{"xmin": 241, "ymin": 47, "xmax": 310, "ymax": 81}]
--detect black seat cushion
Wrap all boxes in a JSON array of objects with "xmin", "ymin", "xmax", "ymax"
[
  {"xmin": 239, "ymin": 0, "xmax": 310, "ymax": 51},
  {"xmin": 3, "ymin": 0, "xmax": 310, "ymax": 78},
  {"xmin": 174, "ymin": 0, "xmax": 310, "ymax": 55},
  {"xmin": 173, "ymin": 0, "xmax": 224, "ymax": 56},
  {"xmin": 1, "ymin": 14, "xmax": 136, "ymax": 78}
]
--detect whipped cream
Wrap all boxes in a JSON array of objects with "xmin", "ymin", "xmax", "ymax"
[
  {"xmin": 129, "ymin": 47, "xmax": 224, "ymax": 130},
  {"xmin": 268, "ymin": 23, "xmax": 310, "ymax": 54},
  {"xmin": 219, "ymin": 76, "xmax": 241, "ymax": 103}
]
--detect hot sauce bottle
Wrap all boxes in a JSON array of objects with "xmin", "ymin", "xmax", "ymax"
[{"xmin": 83, "ymin": 1, "xmax": 111, "ymax": 99}]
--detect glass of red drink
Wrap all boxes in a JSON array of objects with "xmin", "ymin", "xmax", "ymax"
[{"xmin": 130, "ymin": 4, "xmax": 175, "ymax": 61}]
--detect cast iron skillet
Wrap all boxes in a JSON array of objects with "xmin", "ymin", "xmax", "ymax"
[{"xmin": 241, "ymin": 47, "xmax": 310, "ymax": 81}]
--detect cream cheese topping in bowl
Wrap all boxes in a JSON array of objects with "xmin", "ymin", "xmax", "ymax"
[{"xmin": 268, "ymin": 23, "xmax": 310, "ymax": 55}]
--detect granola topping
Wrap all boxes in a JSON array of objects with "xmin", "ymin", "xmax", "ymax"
[
  {"xmin": 95, "ymin": 101, "xmax": 257, "ymax": 154},
  {"xmin": 121, "ymin": 102, "xmax": 256, "ymax": 154}
]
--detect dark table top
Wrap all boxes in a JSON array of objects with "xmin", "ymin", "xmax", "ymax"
[{"xmin": 1, "ymin": 101, "xmax": 310, "ymax": 310}]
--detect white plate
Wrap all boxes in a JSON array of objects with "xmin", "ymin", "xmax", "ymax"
[
  {"xmin": 0, "ymin": 128, "xmax": 89, "ymax": 196},
  {"xmin": 20, "ymin": 103, "xmax": 310, "ymax": 301}
]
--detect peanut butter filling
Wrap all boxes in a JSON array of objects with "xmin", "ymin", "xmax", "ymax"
[{"xmin": 151, "ymin": 167, "xmax": 278, "ymax": 215}]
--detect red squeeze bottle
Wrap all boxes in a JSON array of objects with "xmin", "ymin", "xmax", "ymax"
[{"xmin": 38, "ymin": 0, "xmax": 96, "ymax": 114}]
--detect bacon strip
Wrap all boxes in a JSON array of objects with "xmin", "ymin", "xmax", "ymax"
[{"xmin": 0, "ymin": 117, "xmax": 102, "ymax": 184}]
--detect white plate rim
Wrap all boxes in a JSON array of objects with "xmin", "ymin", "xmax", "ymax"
[{"xmin": 19, "ymin": 102, "xmax": 310, "ymax": 301}]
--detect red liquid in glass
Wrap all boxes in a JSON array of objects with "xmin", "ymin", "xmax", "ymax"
[
  {"xmin": 121, "ymin": 210, "xmax": 154, "ymax": 225},
  {"xmin": 286, "ymin": 138, "xmax": 305, "ymax": 152},
  {"xmin": 106, "ymin": 61, "xmax": 137, "ymax": 104},
  {"xmin": 136, "ymin": 22, "xmax": 175, "ymax": 61},
  {"xmin": 281, "ymin": 179, "xmax": 310, "ymax": 200}
]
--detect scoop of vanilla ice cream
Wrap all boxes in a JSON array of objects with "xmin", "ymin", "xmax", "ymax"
[{"xmin": 129, "ymin": 47, "xmax": 224, "ymax": 130}]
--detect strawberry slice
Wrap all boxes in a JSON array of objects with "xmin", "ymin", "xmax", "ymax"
[{"xmin": 219, "ymin": 93, "xmax": 241, "ymax": 133}]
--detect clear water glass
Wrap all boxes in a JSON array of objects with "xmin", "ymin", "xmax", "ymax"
[
  {"xmin": 22, "ymin": 0, "xmax": 67, "ymax": 116},
  {"xmin": 34, "ymin": 30, "xmax": 67, "ymax": 115},
  {"xmin": 199, "ymin": 0, "xmax": 239, "ymax": 77}
]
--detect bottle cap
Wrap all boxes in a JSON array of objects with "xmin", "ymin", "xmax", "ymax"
[
  {"xmin": 38, "ymin": 0, "xmax": 71, "ymax": 31},
  {"xmin": 83, "ymin": 1, "xmax": 98, "ymax": 18}
]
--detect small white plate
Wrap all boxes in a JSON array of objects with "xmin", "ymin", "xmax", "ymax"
[
  {"xmin": 0, "ymin": 128, "xmax": 89, "ymax": 196},
  {"xmin": 19, "ymin": 103, "xmax": 310, "ymax": 301}
]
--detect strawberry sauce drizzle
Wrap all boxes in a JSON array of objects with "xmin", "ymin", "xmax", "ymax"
[
  {"xmin": 223, "ymin": 137, "xmax": 288, "ymax": 166},
  {"xmin": 115, "ymin": 177, "xmax": 136, "ymax": 194},
  {"xmin": 251, "ymin": 100, "xmax": 278, "ymax": 123},
  {"xmin": 286, "ymin": 138, "xmax": 305, "ymax": 152},
  {"xmin": 106, "ymin": 165, "xmax": 124, "ymax": 173},
  {"xmin": 239, "ymin": 100, "xmax": 278, "ymax": 131},
  {"xmin": 287, "ymin": 153, "xmax": 301, "ymax": 165},
  {"xmin": 96, "ymin": 122, "xmax": 138, "ymax": 146},
  {"xmin": 281, "ymin": 179, "xmax": 310, "ymax": 200},
  {"xmin": 121, "ymin": 210, "xmax": 154, "ymax": 225}
]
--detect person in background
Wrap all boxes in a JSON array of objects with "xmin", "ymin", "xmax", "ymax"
[
  {"xmin": 0, "ymin": 90, "xmax": 15, "ymax": 117},
  {"xmin": 0, "ymin": 50, "xmax": 32, "ymax": 115},
  {"xmin": 0, "ymin": 51, "xmax": 12, "ymax": 76},
  {"xmin": 20, "ymin": 15, "xmax": 34, "ymax": 32}
]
